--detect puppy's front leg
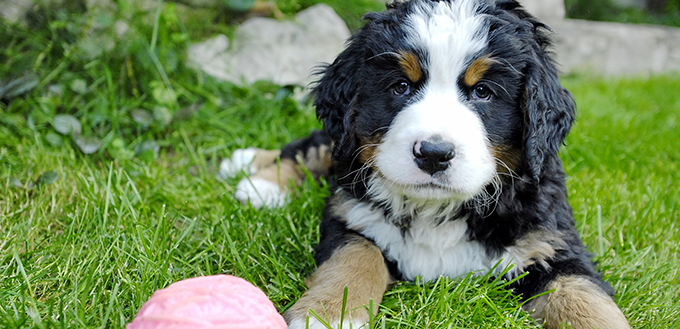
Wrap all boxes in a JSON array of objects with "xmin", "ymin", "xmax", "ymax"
[
  {"xmin": 285, "ymin": 236, "xmax": 390, "ymax": 329},
  {"xmin": 224, "ymin": 130, "xmax": 333, "ymax": 209},
  {"xmin": 526, "ymin": 275, "xmax": 630, "ymax": 329}
]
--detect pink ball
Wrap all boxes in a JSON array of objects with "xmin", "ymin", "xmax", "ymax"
[{"xmin": 127, "ymin": 275, "xmax": 287, "ymax": 329}]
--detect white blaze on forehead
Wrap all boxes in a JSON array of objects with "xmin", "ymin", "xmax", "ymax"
[{"xmin": 406, "ymin": 0, "xmax": 488, "ymax": 87}]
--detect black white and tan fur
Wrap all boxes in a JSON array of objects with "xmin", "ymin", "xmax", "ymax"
[{"xmin": 221, "ymin": 0, "xmax": 631, "ymax": 328}]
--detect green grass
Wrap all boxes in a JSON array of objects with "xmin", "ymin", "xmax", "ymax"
[
  {"xmin": 561, "ymin": 75, "xmax": 680, "ymax": 327},
  {"xmin": 565, "ymin": 0, "xmax": 680, "ymax": 27},
  {"xmin": 1, "ymin": 1, "xmax": 679, "ymax": 328}
]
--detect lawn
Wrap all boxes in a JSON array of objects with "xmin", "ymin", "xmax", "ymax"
[{"xmin": 1, "ymin": 1, "xmax": 679, "ymax": 328}]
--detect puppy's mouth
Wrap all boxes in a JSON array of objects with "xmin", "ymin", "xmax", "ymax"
[
  {"xmin": 372, "ymin": 171, "xmax": 475, "ymax": 202},
  {"xmin": 409, "ymin": 176, "xmax": 457, "ymax": 190},
  {"xmin": 414, "ymin": 182, "xmax": 455, "ymax": 190},
  {"xmin": 406, "ymin": 182, "xmax": 470, "ymax": 197}
]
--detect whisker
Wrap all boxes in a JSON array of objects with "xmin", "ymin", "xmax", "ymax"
[
  {"xmin": 472, "ymin": 173, "xmax": 502, "ymax": 217},
  {"xmin": 338, "ymin": 143, "xmax": 381, "ymax": 181},
  {"xmin": 366, "ymin": 51, "xmax": 400, "ymax": 62},
  {"xmin": 487, "ymin": 79, "xmax": 512, "ymax": 98},
  {"xmin": 498, "ymin": 58, "xmax": 522, "ymax": 75},
  {"xmin": 369, "ymin": 126, "xmax": 390, "ymax": 136},
  {"xmin": 495, "ymin": 157, "xmax": 527, "ymax": 184}
]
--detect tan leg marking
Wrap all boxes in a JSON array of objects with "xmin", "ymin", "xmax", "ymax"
[
  {"xmin": 250, "ymin": 158, "xmax": 304, "ymax": 190},
  {"xmin": 300, "ymin": 143, "xmax": 333, "ymax": 180},
  {"xmin": 285, "ymin": 236, "xmax": 391, "ymax": 326},
  {"xmin": 255, "ymin": 142, "xmax": 333, "ymax": 186},
  {"xmin": 242, "ymin": 142, "xmax": 333, "ymax": 207},
  {"xmin": 250, "ymin": 149, "xmax": 281, "ymax": 171},
  {"xmin": 506, "ymin": 231, "xmax": 566, "ymax": 273},
  {"xmin": 526, "ymin": 276, "xmax": 631, "ymax": 329}
]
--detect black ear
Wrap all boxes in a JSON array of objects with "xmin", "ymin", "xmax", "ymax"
[
  {"xmin": 521, "ymin": 21, "xmax": 576, "ymax": 181},
  {"xmin": 313, "ymin": 24, "xmax": 370, "ymax": 161}
]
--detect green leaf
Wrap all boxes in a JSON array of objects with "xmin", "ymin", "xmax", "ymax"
[
  {"xmin": 131, "ymin": 109, "xmax": 154, "ymax": 126},
  {"xmin": 53, "ymin": 114, "xmax": 82, "ymax": 135},
  {"xmin": 45, "ymin": 131, "xmax": 64, "ymax": 146},
  {"xmin": 70, "ymin": 79, "xmax": 87, "ymax": 94},
  {"xmin": 27, "ymin": 116, "xmax": 35, "ymax": 130},
  {"xmin": 78, "ymin": 35, "xmax": 114, "ymax": 61},
  {"xmin": 78, "ymin": 37, "xmax": 104, "ymax": 60},
  {"xmin": 10, "ymin": 177, "xmax": 23, "ymax": 189},
  {"xmin": 223, "ymin": 0, "xmax": 257, "ymax": 11},
  {"xmin": 109, "ymin": 138, "xmax": 135, "ymax": 159},
  {"xmin": 93, "ymin": 13, "xmax": 115, "ymax": 29},
  {"xmin": 134, "ymin": 139, "xmax": 160, "ymax": 162},
  {"xmin": 173, "ymin": 103, "xmax": 201, "ymax": 121},
  {"xmin": 73, "ymin": 135, "xmax": 102, "ymax": 154},
  {"xmin": 153, "ymin": 107, "xmax": 172, "ymax": 125},
  {"xmin": 0, "ymin": 74, "xmax": 40, "ymax": 100},
  {"xmin": 35, "ymin": 171, "xmax": 59, "ymax": 186},
  {"xmin": 134, "ymin": 139, "xmax": 160, "ymax": 156},
  {"xmin": 150, "ymin": 81, "xmax": 177, "ymax": 106}
]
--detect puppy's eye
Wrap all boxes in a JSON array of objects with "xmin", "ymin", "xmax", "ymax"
[
  {"xmin": 392, "ymin": 81, "xmax": 411, "ymax": 96},
  {"xmin": 472, "ymin": 84, "xmax": 493, "ymax": 100}
]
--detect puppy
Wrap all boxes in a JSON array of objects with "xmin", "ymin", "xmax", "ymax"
[{"xmin": 223, "ymin": 0, "xmax": 631, "ymax": 328}]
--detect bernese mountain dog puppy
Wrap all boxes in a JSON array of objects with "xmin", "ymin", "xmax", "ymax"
[{"xmin": 221, "ymin": 0, "xmax": 631, "ymax": 328}]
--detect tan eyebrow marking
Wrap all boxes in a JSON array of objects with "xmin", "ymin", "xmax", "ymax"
[
  {"xmin": 398, "ymin": 51, "xmax": 422, "ymax": 82},
  {"xmin": 464, "ymin": 56, "xmax": 498, "ymax": 86}
]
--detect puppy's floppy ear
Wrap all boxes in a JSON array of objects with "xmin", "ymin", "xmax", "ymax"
[
  {"xmin": 521, "ymin": 20, "xmax": 576, "ymax": 181},
  {"xmin": 313, "ymin": 27, "xmax": 369, "ymax": 161}
]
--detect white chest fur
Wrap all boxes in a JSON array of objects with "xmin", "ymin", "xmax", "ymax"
[{"xmin": 345, "ymin": 201, "xmax": 508, "ymax": 281}]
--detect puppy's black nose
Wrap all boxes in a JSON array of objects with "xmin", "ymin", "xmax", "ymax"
[{"xmin": 413, "ymin": 139, "xmax": 456, "ymax": 175}]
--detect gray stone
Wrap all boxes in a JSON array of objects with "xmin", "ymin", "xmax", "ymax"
[
  {"xmin": 0, "ymin": 0, "xmax": 33, "ymax": 24},
  {"xmin": 188, "ymin": 4, "xmax": 350, "ymax": 87},
  {"xmin": 518, "ymin": 0, "xmax": 680, "ymax": 76},
  {"xmin": 549, "ymin": 19, "xmax": 680, "ymax": 76},
  {"xmin": 519, "ymin": 0, "xmax": 566, "ymax": 21}
]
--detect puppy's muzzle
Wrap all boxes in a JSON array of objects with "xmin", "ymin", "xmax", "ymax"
[{"xmin": 413, "ymin": 136, "xmax": 456, "ymax": 175}]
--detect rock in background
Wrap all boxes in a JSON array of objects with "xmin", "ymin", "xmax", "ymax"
[
  {"xmin": 188, "ymin": 4, "xmax": 350, "ymax": 87},
  {"xmin": 519, "ymin": 0, "xmax": 566, "ymax": 21},
  {"xmin": 550, "ymin": 19, "xmax": 680, "ymax": 75},
  {"xmin": 519, "ymin": 0, "xmax": 680, "ymax": 76},
  {"xmin": 189, "ymin": 0, "xmax": 680, "ymax": 81},
  {"xmin": 0, "ymin": 0, "xmax": 34, "ymax": 24}
]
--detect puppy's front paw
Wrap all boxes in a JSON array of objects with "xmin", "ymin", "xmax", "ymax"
[
  {"xmin": 220, "ymin": 148, "xmax": 259, "ymax": 178},
  {"xmin": 287, "ymin": 317, "xmax": 368, "ymax": 329},
  {"xmin": 234, "ymin": 178, "xmax": 288, "ymax": 209}
]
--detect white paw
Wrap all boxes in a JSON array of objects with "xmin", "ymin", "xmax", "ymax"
[
  {"xmin": 219, "ymin": 148, "xmax": 258, "ymax": 179},
  {"xmin": 288, "ymin": 317, "xmax": 368, "ymax": 329},
  {"xmin": 234, "ymin": 178, "xmax": 288, "ymax": 209}
]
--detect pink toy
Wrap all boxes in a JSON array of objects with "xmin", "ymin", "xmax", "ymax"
[{"xmin": 127, "ymin": 275, "xmax": 287, "ymax": 329}]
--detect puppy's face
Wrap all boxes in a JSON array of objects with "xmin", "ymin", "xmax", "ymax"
[
  {"xmin": 315, "ymin": 0, "xmax": 575, "ymax": 204},
  {"xmin": 367, "ymin": 1, "xmax": 525, "ymax": 202}
]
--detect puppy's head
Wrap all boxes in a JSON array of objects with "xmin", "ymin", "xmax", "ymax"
[{"xmin": 314, "ymin": 0, "xmax": 575, "ymax": 204}]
